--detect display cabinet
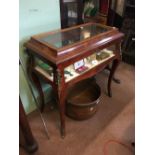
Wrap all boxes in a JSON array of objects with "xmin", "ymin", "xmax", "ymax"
[
  {"xmin": 25, "ymin": 22, "xmax": 124, "ymax": 138},
  {"xmin": 59, "ymin": 0, "xmax": 84, "ymax": 28}
]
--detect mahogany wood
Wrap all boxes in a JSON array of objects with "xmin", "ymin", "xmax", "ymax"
[
  {"xmin": 66, "ymin": 78, "xmax": 101, "ymax": 120},
  {"xmin": 31, "ymin": 72, "xmax": 45, "ymax": 112},
  {"xmin": 25, "ymin": 23, "xmax": 124, "ymax": 138},
  {"xmin": 108, "ymin": 59, "xmax": 120, "ymax": 97},
  {"xmin": 27, "ymin": 56, "xmax": 45, "ymax": 112},
  {"xmin": 19, "ymin": 97, "xmax": 38, "ymax": 153}
]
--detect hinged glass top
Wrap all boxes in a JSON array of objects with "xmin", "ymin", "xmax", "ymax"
[{"xmin": 38, "ymin": 23, "xmax": 110, "ymax": 48}]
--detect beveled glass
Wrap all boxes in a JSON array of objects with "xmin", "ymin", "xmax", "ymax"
[{"xmin": 39, "ymin": 23, "xmax": 109, "ymax": 48}]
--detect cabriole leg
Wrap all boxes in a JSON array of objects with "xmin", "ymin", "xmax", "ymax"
[
  {"xmin": 53, "ymin": 68, "xmax": 66, "ymax": 138},
  {"xmin": 31, "ymin": 72, "xmax": 45, "ymax": 112},
  {"xmin": 108, "ymin": 59, "xmax": 120, "ymax": 97}
]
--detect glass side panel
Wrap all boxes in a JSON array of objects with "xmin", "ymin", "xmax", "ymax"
[
  {"xmin": 39, "ymin": 24, "xmax": 109, "ymax": 48},
  {"xmin": 64, "ymin": 47, "xmax": 115, "ymax": 82},
  {"xmin": 33, "ymin": 46, "xmax": 115, "ymax": 83}
]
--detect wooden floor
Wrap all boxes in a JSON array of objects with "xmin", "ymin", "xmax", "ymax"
[{"xmin": 20, "ymin": 62, "xmax": 135, "ymax": 155}]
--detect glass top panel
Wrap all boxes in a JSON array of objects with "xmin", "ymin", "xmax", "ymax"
[{"xmin": 39, "ymin": 24, "xmax": 109, "ymax": 48}]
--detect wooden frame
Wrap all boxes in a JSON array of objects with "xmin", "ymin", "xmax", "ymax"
[
  {"xmin": 19, "ymin": 97, "xmax": 38, "ymax": 152},
  {"xmin": 25, "ymin": 22, "xmax": 124, "ymax": 138}
]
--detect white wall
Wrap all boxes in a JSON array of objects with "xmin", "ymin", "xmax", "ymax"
[{"xmin": 19, "ymin": 0, "xmax": 61, "ymax": 113}]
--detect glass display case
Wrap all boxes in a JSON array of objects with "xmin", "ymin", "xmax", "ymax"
[
  {"xmin": 25, "ymin": 22, "xmax": 124, "ymax": 137},
  {"xmin": 39, "ymin": 24, "xmax": 109, "ymax": 48}
]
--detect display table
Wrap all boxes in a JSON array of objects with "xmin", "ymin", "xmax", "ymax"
[{"xmin": 25, "ymin": 22, "xmax": 124, "ymax": 138}]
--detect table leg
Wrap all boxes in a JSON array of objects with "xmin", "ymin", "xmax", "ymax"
[
  {"xmin": 54, "ymin": 69, "xmax": 66, "ymax": 138},
  {"xmin": 106, "ymin": 65, "xmax": 121, "ymax": 84},
  {"xmin": 108, "ymin": 59, "xmax": 120, "ymax": 97},
  {"xmin": 30, "ymin": 72, "xmax": 45, "ymax": 113},
  {"xmin": 58, "ymin": 91, "xmax": 66, "ymax": 138},
  {"xmin": 27, "ymin": 56, "xmax": 45, "ymax": 113},
  {"xmin": 19, "ymin": 97, "xmax": 38, "ymax": 153}
]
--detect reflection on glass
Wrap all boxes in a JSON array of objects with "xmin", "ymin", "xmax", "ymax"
[{"xmin": 39, "ymin": 24, "xmax": 109, "ymax": 48}]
